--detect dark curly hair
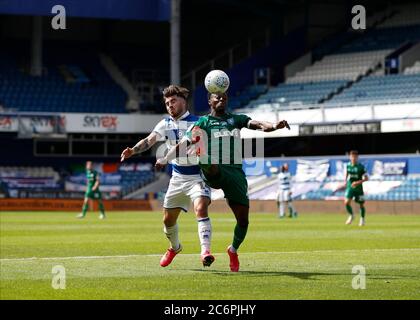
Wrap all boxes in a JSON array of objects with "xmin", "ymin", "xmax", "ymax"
[{"xmin": 162, "ymin": 85, "xmax": 189, "ymax": 101}]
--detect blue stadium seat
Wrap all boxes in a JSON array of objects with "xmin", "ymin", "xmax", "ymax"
[{"xmin": 0, "ymin": 43, "xmax": 128, "ymax": 113}]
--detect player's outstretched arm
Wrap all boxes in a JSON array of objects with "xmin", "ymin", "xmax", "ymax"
[
  {"xmin": 248, "ymin": 119, "xmax": 290, "ymax": 132},
  {"xmin": 121, "ymin": 131, "xmax": 159, "ymax": 162},
  {"xmin": 155, "ymin": 138, "xmax": 194, "ymax": 170}
]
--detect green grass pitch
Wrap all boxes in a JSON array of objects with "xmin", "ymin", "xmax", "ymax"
[{"xmin": 1, "ymin": 211, "xmax": 419, "ymax": 300}]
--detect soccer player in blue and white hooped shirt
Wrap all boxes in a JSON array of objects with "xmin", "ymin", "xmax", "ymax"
[
  {"xmin": 120, "ymin": 85, "xmax": 214, "ymax": 268},
  {"xmin": 277, "ymin": 163, "xmax": 297, "ymax": 218}
]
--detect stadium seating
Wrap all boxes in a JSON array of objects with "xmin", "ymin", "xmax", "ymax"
[
  {"xmin": 404, "ymin": 61, "xmax": 420, "ymax": 74},
  {"xmin": 336, "ymin": 25, "xmax": 420, "ymax": 54},
  {"xmin": 0, "ymin": 163, "xmax": 156, "ymax": 198},
  {"xmin": 367, "ymin": 176, "xmax": 420, "ymax": 201},
  {"xmin": 119, "ymin": 170, "xmax": 155, "ymax": 195},
  {"xmin": 0, "ymin": 166, "xmax": 62, "ymax": 198},
  {"xmin": 231, "ymin": 2, "xmax": 420, "ymax": 112},
  {"xmin": 249, "ymin": 174, "xmax": 420, "ymax": 202},
  {"xmin": 0, "ymin": 166, "xmax": 60, "ymax": 180},
  {"xmin": 334, "ymin": 5, "xmax": 420, "ymax": 54},
  {"xmin": 287, "ymin": 50, "xmax": 391, "ymax": 83},
  {"xmin": 309, "ymin": 175, "xmax": 420, "ymax": 201},
  {"xmin": 228, "ymin": 85, "xmax": 268, "ymax": 109},
  {"xmin": 0, "ymin": 43, "xmax": 128, "ymax": 113},
  {"xmin": 64, "ymin": 163, "xmax": 156, "ymax": 197},
  {"xmin": 326, "ymin": 73, "xmax": 420, "ymax": 106},
  {"xmin": 234, "ymin": 80, "xmax": 347, "ymax": 112},
  {"xmin": 241, "ymin": 157, "xmax": 420, "ymax": 202}
]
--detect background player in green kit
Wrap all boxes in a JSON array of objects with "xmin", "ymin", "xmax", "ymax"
[
  {"xmin": 344, "ymin": 150, "xmax": 368, "ymax": 226},
  {"xmin": 77, "ymin": 161, "xmax": 106, "ymax": 219},
  {"xmin": 156, "ymin": 92, "xmax": 290, "ymax": 272}
]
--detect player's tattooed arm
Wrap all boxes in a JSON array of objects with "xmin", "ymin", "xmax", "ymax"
[
  {"xmin": 132, "ymin": 139, "xmax": 150, "ymax": 154},
  {"xmin": 248, "ymin": 119, "xmax": 290, "ymax": 132},
  {"xmin": 120, "ymin": 131, "xmax": 159, "ymax": 162}
]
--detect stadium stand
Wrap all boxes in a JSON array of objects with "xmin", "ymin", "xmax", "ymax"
[
  {"xmin": 107, "ymin": 46, "xmax": 169, "ymax": 112},
  {"xmin": 335, "ymin": 25, "xmax": 420, "ymax": 54},
  {"xmin": 331, "ymin": 175, "xmax": 420, "ymax": 201},
  {"xmin": 287, "ymin": 50, "xmax": 391, "ymax": 83},
  {"xmin": 238, "ymin": 80, "xmax": 347, "ymax": 111},
  {"xmin": 240, "ymin": 157, "xmax": 420, "ymax": 202},
  {"xmin": 300, "ymin": 175, "xmax": 420, "ymax": 201},
  {"xmin": 404, "ymin": 61, "xmax": 420, "ymax": 74},
  {"xmin": 325, "ymin": 73, "xmax": 420, "ymax": 106},
  {"xmin": 1, "ymin": 3, "xmax": 419, "ymax": 203},
  {"xmin": 231, "ymin": 3, "xmax": 420, "ymax": 112},
  {"xmin": 331, "ymin": 176, "xmax": 416, "ymax": 201},
  {"xmin": 5, "ymin": 157, "xmax": 417, "ymax": 202},
  {"xmin": 234, "ymin": 49, "xmax": 395, "ymax": 111},
  {"xmin": 0, "ymin": 163, "xmax": 156, "ymax": 199},
  {"xmin": 0, "ymin": 166, "xmax": 62, "ymax": 197},
  {"xmin": 0, "ymin": 43, "xmax": 128, "ymax": 113},
  {"xmin": 0, "ymin": 166, "xmax": 60, "ymax": 181},
  {"xmin": 228, "ymin": 85, "xmax": 268, "ymax": 109},
  {"xmin": 64, "ymin": 163, "xmax": 156, "ymax": 197}
]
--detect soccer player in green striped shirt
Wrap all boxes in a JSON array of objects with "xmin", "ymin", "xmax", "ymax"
[
  {"xmin": 344, "ymin": 150, "xmax": 368, "ymax": 226},
  {"xmin": 76, "ymin": 161, "xmax": 106, "ymax": 219},
  {"xmin": 156, "ymin": 92, "xmax": 290, "ymax": 272}
]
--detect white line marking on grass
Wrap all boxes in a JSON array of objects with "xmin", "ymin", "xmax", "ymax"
[{"xmin": 1, "ymin": 248, "xmax": 419, "ymax": 262}]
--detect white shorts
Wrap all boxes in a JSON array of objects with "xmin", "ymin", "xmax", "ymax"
[
  {"xmin": 278, "ymin": 190, "xmax": 292, "ymax": 202},
  {"xmin": 163, "ymin": 173, "xmax": 211, "ymax": 212}
]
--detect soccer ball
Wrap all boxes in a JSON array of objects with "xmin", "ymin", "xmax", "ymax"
[{"xmin": 204, "ymin": 70, "xmax": 230, "ymax": 94}]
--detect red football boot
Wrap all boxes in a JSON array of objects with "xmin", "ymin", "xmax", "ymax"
[
  {"xmin": 227, "ymin": 246, "xmax": 240, "ymax": 272},
  {"xmin": 160, "ymin": 244, "xmax": 182, "ymax": 267}
]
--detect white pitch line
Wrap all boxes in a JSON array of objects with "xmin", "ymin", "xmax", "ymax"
[{"xmin": 1, "ymin": 248, "xmax": 419, "ymax": 262}]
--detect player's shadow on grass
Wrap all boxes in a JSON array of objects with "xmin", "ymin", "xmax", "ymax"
[
  {"xmin": 189, "ymin": 269, "xmax": 417, "ymax": 280},
  {"xmin": 189, "ymin": 269, "xmax": 339, "ymax": 280}
]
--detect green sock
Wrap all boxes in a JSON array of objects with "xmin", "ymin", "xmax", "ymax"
[
  {"xmin": 288, "ymin": 207, "xmax": 293, "ymax": 217},
  {"xmin": 99, "ymin": 201, "xmax": 105, "ymax": 216},
  {"xmin": 345, "ymin": 204, "xmax": 353, "ymax": 216},
  {"xmin": 360, "ymin": 206, "xmax": 365, "ymax": 218},
  {"xmin": 232, "ymin": 224, "xmax": 248, "ymax": 250},
  {"xmin": 82, "ymin": 203, "xmax": 88, "ymax": 217}
]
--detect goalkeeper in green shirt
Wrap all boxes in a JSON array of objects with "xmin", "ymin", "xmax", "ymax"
[
  {"xmin": 76, "ymin": 161, "xmax": 106, "ymax": 219},
  {"xmin": 344, "ymin": 150, "xmax": 368, "ymax": 226},
  {"xmin": 156, "ymin": 92, "xmax": 290, "ymax": 272}
]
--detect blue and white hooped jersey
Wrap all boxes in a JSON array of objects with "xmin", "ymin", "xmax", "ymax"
[
  {"xmin": 153, "ymin": 111, "xmax": 200, "ymax": 175},
  {"xmin": 278, "ymin": 171, "xmax": 292, "ymax": 190}
]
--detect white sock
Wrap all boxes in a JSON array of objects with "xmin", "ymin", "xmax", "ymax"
[
  {"xmin": 163, "ymin": 224, "xmax": 180, "ymax": 250},
  {"xmin": 197, "ymin": 217, "xmax": 212, "ymax": 254},
  {"xmin": 279, "ymin": 202, "xmax": 285, "ymax": 217}
]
